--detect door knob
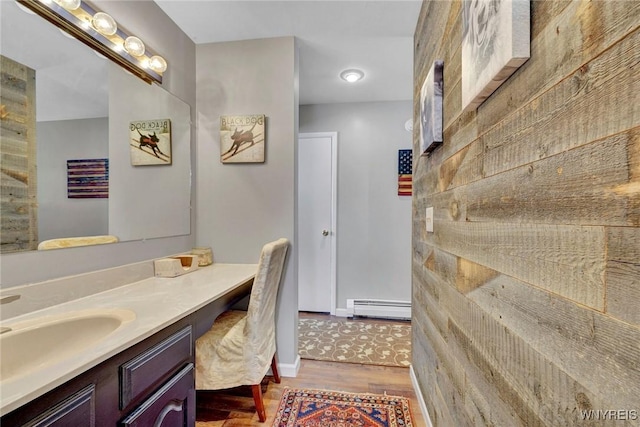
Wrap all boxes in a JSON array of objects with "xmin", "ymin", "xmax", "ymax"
[{"xmin": 322, "ymin": 230, "xmax": 329, "ymax": 236}]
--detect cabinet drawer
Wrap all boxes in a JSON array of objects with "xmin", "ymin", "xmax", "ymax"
[
  {"xmin": 23, "ymin": 385, "xmax": 95, "ymax": 427},
  {"xmin": 120, "ymin": 364, "xmax": 195, "ymax": 427},
  {"xmin": 120, "ymin": 326, "xmax": 192, "ymax": 409}
]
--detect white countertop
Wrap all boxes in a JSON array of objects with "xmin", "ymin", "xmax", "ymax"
[{"xmin": 0, "ymin": 263, "xmax": 257, "ymax": 416}]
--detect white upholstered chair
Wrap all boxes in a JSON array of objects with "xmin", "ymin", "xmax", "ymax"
[{"xmin": 195, "ymin": 238, "xmax": 289, "ymax": 422}]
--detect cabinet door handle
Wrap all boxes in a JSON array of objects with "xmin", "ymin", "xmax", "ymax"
[
  {"xmin": 322, "ymin": 230, "xmax": 329, "ymax": 236},
  {"xmin": 153, "ymin": 400, "xmax": 183, "ymax": 427}
]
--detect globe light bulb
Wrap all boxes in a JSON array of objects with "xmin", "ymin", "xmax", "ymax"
[
  {"xmin": 55, "ymin": 0, "xmax": 81, "ymax": 10},
  {"xmin": 149, "ymin": 55, "xmax": 167, "ymax": 73},
  {"xmin": 124, "ymin": 36, "xmax": 145, "ymax": 56},
  {"xmin": 92, "ymin": 12, "xmax": 117, "ymax": 36}
]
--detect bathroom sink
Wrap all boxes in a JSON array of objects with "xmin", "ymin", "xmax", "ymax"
[{"xmin": 0, "ymin": 308, "xmax": 136, "ymax": 382}]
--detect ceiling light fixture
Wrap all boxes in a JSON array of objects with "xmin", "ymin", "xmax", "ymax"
[
  {"xmin": 340, "ymin": 69, "xmax": 364, "ymax": 83},
  {"xmin": 21, "ymin": 0, "xmax": 167, "ymax": 84}
]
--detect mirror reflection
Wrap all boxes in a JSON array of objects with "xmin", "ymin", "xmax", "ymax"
[{"xmin": 0, "ymin": 1, "xmax": 191, "ymax": 253}]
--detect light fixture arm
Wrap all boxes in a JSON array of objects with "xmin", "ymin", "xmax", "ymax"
[{"xmin": 18, "ymin": 0, "xmax": 166, "ymax": 84}]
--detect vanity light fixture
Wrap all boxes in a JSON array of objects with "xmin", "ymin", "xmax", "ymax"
[
  {"xmin": 18, "ymin": 0, "xmax": 167, "ymax": 84},
  {"xmin": 340, "ymin": 69, "xmax": 365, "ymax": 83}
]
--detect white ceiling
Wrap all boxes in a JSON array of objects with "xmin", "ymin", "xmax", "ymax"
[
  {"xmin": 1, "ymin": 1, "xmax": 421, "ymax": 120},
  {"xmin": 153, "ymin": 0, "xmax": 422, "ymax": 105}
]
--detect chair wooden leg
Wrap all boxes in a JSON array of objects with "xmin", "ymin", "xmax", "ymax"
[
  {"xmin": 271, "ymin": 354, "xmax": 281, "ymax": 384},
  {"xmin": 251, "ymin": 384, "xmax": 266, "ymax": 422}
]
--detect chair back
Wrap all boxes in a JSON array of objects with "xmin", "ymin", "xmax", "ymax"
[{"xmin": 244, "ymin": 238, "xmax": 289, "ymax": 357}]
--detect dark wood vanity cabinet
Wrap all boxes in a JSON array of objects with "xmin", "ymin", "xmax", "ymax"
[
  {"xmin": 1, "ymin": 321, "xmax": 196, "ymax": 427},
  {"xmin": 0, "ymin": 278, "xmax": 252, "ymax": 427}
]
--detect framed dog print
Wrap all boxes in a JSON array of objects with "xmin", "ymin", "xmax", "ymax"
[
  {"xmin": 220, "ymin": 115, "xmax": 265, "ymax": 163},
  {"xmin": 129, "ymin": 119, "xmax": 172, "ymax": 165}
]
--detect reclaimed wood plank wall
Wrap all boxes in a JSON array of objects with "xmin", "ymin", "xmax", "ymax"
[
  {"xmin": 1, "ymin": 55, "xmax": 38, "ymax": 252},
  {"xmin": 412, "ymin": 1, "xmax": 640, "ymax": 425}
]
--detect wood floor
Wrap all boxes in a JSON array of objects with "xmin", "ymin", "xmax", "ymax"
[{"xmin": 196, "ymin": 314, "xmax": 425, "ymax": 426}]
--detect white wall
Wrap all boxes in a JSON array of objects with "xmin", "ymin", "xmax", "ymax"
[
  {"xmin": 37, "ymin": 118, "xmax": 108, "ymax": 241},
  {"xmin": 300, "ymin": 101, "xmax": 413, "ymax": 309},
  {"xmin": 195, "ymin": 37, "xmax": 298, "ymax": 369},
  {"xmin": 0, "ymin": 1, "xmax": 196, "ymax": 288}
]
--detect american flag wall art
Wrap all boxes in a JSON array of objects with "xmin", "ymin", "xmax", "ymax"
[
  {"xmin": 398, "ymin": 149, "xmax": 413, "ymax": 196},
  {"xmin": 67, "ymin": 159, "xmax": 109, "ymax": 198}
]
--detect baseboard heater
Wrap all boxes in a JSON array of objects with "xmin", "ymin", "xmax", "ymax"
[{"xmin": 346, "ymin": 299, "xmax": 411, "ymax": 320}]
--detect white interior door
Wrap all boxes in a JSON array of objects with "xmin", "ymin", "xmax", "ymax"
[{"xmin": 298, "ymin": 132, "xmax": 337, "ymax": 313}]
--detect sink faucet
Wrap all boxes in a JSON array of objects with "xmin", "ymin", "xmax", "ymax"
[{"xmin": 0, "ymin": 294, "xmax": 20, "ymax": 304}]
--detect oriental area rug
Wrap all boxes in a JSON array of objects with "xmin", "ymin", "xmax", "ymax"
[
  {"xmin": 298, "ymin": 317, "xmax": 411, "ymax": 367},
  {"xmin": 272, "ymin": 388, "xmax": 414, "ymax": 427}
]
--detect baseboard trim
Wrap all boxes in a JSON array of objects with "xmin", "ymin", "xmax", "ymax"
[
  {"xmin": 410, "ymin": 365, "xmax": 433, "ymax": 427},
  {"xmin": 334, "ymin": 308, "xmax": 350, "ymax": 317},
  {"xmin": 278, "ymin": 355, "xmax": 301, "ymax": 378}
]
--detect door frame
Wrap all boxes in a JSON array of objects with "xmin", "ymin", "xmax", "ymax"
[{"xmin": 298, "ymin": 132, "xmax": 338, "ymax": 315}]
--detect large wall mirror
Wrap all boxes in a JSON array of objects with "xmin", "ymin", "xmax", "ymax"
[{"xmin": 0, "ymin": 1, "xmax": 191, "ymax": 253}]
